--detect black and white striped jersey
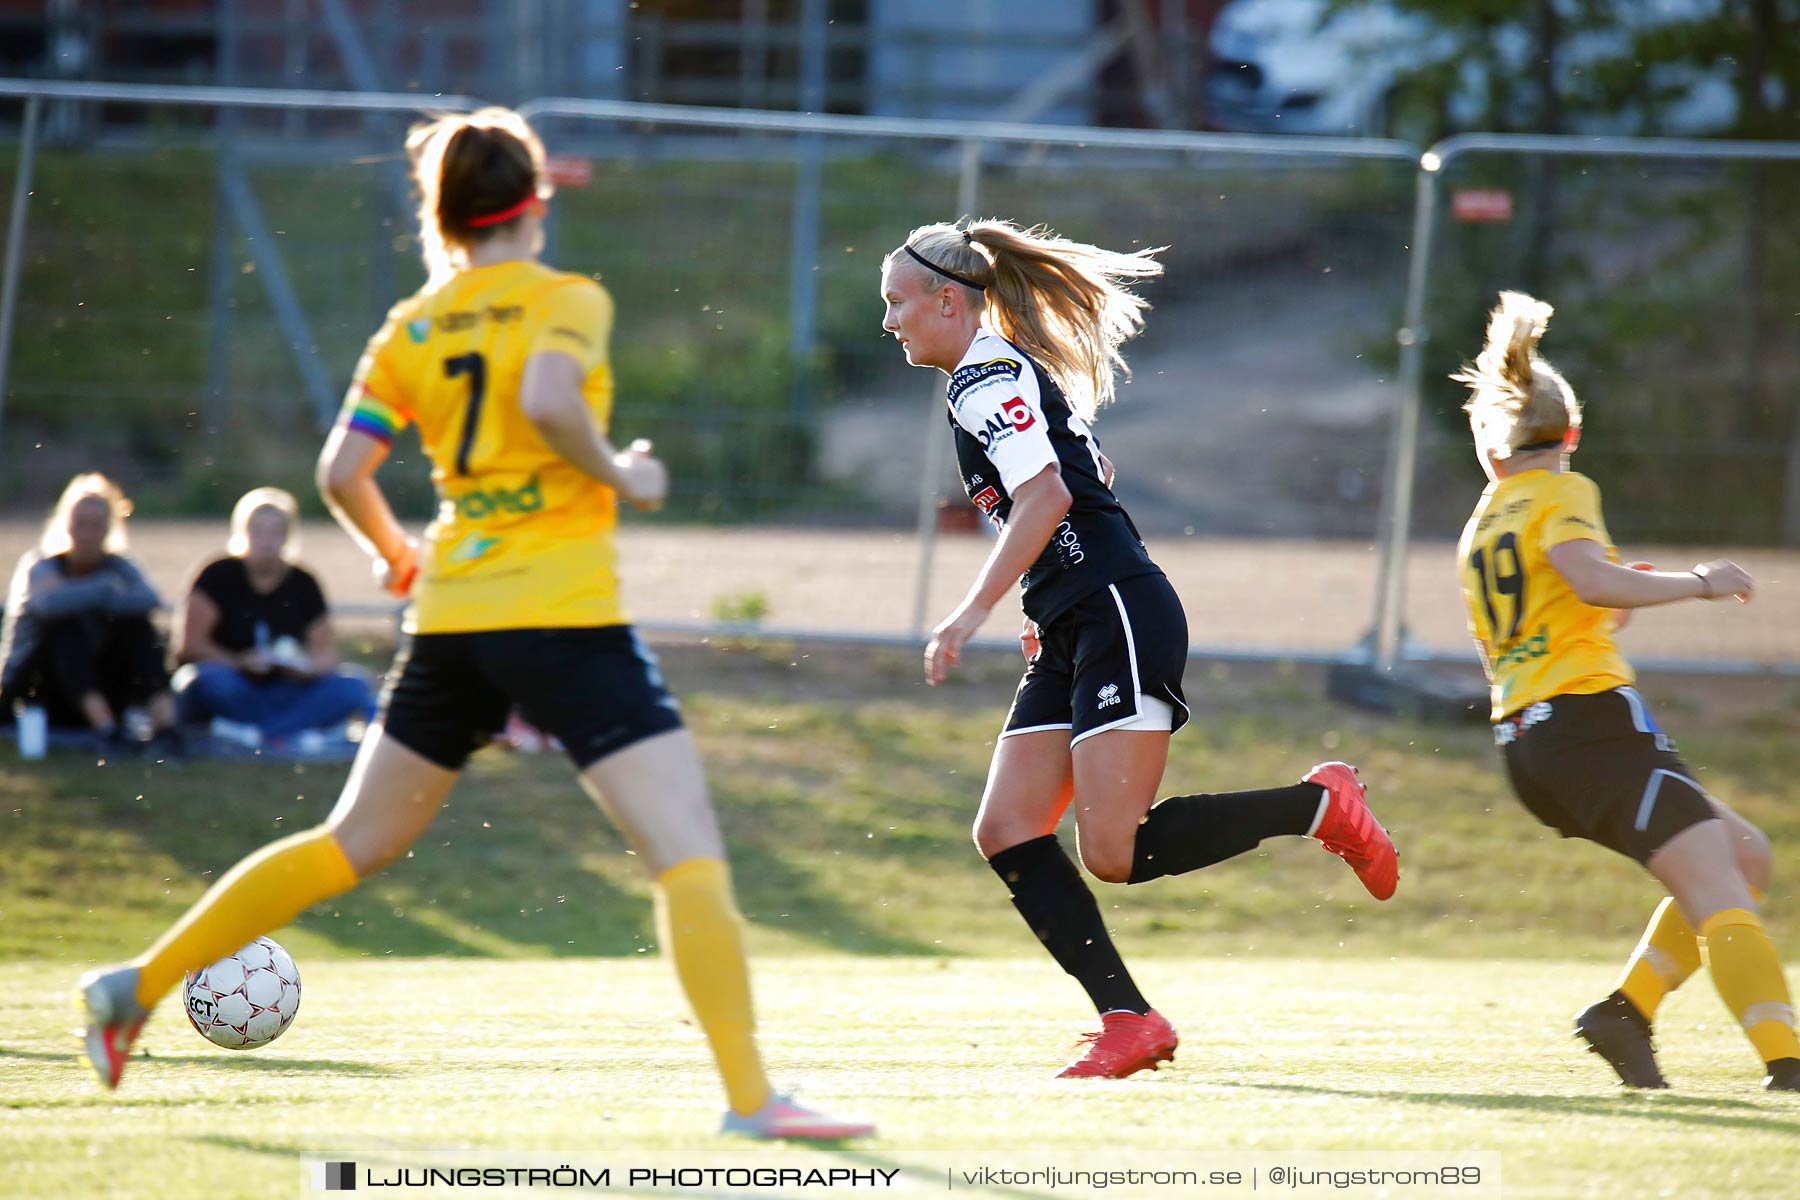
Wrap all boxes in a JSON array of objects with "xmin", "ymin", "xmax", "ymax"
[{"xmin": 946, "ymin": 330, "xmax": 1161, "ymax": 625}]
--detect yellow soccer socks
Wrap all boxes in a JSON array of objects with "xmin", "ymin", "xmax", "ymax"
[
  {"xmin": 1698, "ymin": 908, "xmax": 1800, "ymax": 1065},
  {"xmin": 1617, "ymin": 896, "xmax": 1703, "ymax": 1020},
  {"xmin": 655, "ymin": 857, "xmax": 772, "ymax": 1116},
  {"xmin": 133, "ymin": 827, "xmax": 358, "ymax": 1009}
]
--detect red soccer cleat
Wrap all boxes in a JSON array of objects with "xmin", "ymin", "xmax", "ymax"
[
  {"xmin": 1304, "ymin": 761, "xmax": 1398, "ymax": 901},
  {"xmin": 78, "ymin": 965, "xmax": 149, "ymax": 1090},
  {"xmin": 1056, "ymin": 1009, "xmax": 1178, "ymax": 1079}
]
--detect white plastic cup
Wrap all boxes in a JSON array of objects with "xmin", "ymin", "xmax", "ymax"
[{"xmin": 16, "ymin": 705, "xmax": 47, "ymax": 760}]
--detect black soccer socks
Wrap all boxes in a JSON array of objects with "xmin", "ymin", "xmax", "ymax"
[
  {"xmin": 987, "ymin": 834, "xmax": 1151, "ymax": 1016},
  {"xmin": 1128, "ymin": 783, "xmax": 1325, "ymax": 883}
]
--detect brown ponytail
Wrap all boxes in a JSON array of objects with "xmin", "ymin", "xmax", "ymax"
[
  {"xmin": 886, "ymin": 219, "xmax": 1163, "ymax": 421},
  {"xmin": 406, "ymin": 107, "xmax": 548, "ymax": 284},
  {"xmin": 1452, "ymin": 291, "xmax": 1582, "ymax": 459}
]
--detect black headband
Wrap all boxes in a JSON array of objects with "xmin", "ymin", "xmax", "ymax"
[
  {"xmin": 1513, "ymin": 438, "xmax": 1565, "ymax": 453},
  {"xmin": 904, "ymin": 243, "xmax": 986, "ymax": 291}
]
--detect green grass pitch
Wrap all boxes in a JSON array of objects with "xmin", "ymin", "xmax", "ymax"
[{"xmin": 4, "ymin": 644, "xmax": 1798, "ymax": 1196}]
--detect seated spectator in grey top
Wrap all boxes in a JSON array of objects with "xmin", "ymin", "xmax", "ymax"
[
  {"xmin": 0, "ymin": 473, "xmax": 181, "ymax": 752},
  {"xmin": 173, "ymin": 487, "xmax": 376, "ymax": 748}
]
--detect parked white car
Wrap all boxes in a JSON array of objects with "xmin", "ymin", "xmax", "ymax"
[{"xmin": 1205, "ymin": 0, "xmax": 1737, "ymax": 140}]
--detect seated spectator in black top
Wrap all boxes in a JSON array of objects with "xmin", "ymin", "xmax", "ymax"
[
  {"xmin": 0, "ymin": 473, "xmax": 181, "ymax": 750},
  {"xmin": 173, "ymin": 488, "xmax": 377, "ymax": 747}
]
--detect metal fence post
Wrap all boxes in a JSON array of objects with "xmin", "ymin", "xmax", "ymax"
[
  {"xmin": 787, "ymin": 0, "xmax": 827, "ymax": 425},
  {"xmin": 0, "ymin": 93, "xmax": 43, "ymax": 443},
  {"xmin": 1370, "ymin": 153, "xmax": 1441, "ymax": 674},
  {"xmin": 908, "ymin": 138, "xmax": 985, "ymax": 638},
  {"xmin": 204, "ymin": 0, "xmax": 241, "ymax": 443}
]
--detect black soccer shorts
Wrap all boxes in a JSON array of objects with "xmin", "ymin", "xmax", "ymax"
[
  {"xmin": 1499, "ymin": 685, "xmax": 1716, "ymax": 864},
  {"xmin": 378, "ymin": 625, "xmax": 683, "ymax": 771},
  {"xmin": 1002, "ymin": 571, "xmax": 1191, "ymax": 746}
]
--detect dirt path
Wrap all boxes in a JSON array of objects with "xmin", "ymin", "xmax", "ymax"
[{"xmin": 2, "ymin": 518, "xmax": 1793, "ymax": 669}]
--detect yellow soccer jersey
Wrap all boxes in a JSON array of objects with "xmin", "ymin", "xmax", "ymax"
[
  {"xmin": 1456, "ymin": 469, "xmax": 1635, "ymax": 720},
  {"xmin": 340, "ymin": 260, "xmax": 623, "ymax": 634}
]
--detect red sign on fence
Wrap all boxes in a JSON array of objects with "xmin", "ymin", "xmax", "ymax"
[
  {"xmin": 1453, "ymin": 188, "xmax": 1513, "ymax": 223},
  {"xmin": 546, "ymin": 155, "xmax": 593, "ymax": 188}
]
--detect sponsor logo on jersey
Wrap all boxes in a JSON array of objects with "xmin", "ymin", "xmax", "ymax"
[
  {"xmin": 406, "ymin": 318, "xmax": 432, "ymax": 344},
  {"xmin": 976, "ymin": 397, "xmax": 1038, "ymax": 450},
  {"xmin": 434, "ymin": 306, "xmax": 526, "ymax": 335},
  {"xmin": 450, "ymin": 472, "xmax": 546, "ymax": 521},
  {"xmin": 1097, "ymin": 683, "xmax": 1122, "ymax": 709},
  {"xmin": 549, "ymin": 326, "xmax": 592, "ymax": 348},
  {"xmin": 1493, "ymin": 623, "xmax": 1550, "ymax": 671},
  {"xmin": 948, "ymin": 357, "xmax": 1023, "ymax": 409},
  {"xmin": 446, "ymin": 531, "xmax": 503, "ymax": 564},
  {"xmin": 970, "ymin": 485, "xmax": 1001, "ymax": 517},
  {"xmin": 1051, "ymin": 518, "xmax": 1085, "ymax": 565},
  {"xmin": 1476, "ymin": 497, "xmax": 1534, "ymax": 532},
  {"xmin": 1560, "ymin": 514, "xmax": 1597, "ymax": 530}
]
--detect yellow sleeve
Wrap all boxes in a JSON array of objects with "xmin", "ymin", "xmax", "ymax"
[
  {"xmin": 341, "ymin": 308, "xmax": 417, "ymax": 446},
  {"xmin": 529, "ymin": 279, "xmax": 613, "ymax": 374},
  {"xmin": 1542, "ymin": 473, "xmax": 1612, "ymax": 550}
]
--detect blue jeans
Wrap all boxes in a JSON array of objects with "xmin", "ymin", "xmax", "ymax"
[{"xmin": 175, "ymin": 661, "xmax": 377, "ymax": 738}]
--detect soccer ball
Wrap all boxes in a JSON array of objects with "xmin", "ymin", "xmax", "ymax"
[{"xmin": 182, "ymin": 936, "xmax": 302, "ymax": 1050}]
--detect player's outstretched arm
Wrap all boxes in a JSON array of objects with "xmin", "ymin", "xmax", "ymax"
[{"xmin": 1547, "ymin": 539, "xmax": 1752, "ymax": 608}]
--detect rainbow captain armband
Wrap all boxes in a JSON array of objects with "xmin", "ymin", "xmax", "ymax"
[{"xmin": 346, "ymin": 392, "xmax": 409, "ymax": 446}]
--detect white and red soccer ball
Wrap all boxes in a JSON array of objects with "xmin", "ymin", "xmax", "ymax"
[{"xmin": 182, "ymin": 936, "xmax": 302, "ymax": 1050}]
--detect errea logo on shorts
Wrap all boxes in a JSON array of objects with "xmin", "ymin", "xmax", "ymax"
[{"xmin": 1097, "ymin": 683, "xmax": 1122, "ymax": 709}]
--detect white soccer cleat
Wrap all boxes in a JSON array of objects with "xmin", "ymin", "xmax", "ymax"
[
  {"xmin": 78, "ymin": 965, "xmax": 149, "ymax": 1090},
  {"xmin": 720, "ymin": 1092, "xmax": 875, "ymax": 1141}
]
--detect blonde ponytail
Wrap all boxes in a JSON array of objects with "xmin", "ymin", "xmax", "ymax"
[
  {"xmin": 1452, "ymin": 291, "xmax": 1581, "ymax": 459},
  {"xmin": 887, "ymin": 219, "xmax": 1163, "ymax": 421}
]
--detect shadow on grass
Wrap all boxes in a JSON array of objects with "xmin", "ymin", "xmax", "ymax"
[
  {"xmin": 12, "ymin": 707, "xmax": 952, "ymax": 959},
  {"xmin": 0, "ymin": 1042, "xmax": 389, "ymax": 1077},
  {"xmin": 1235, "ymin": 1080, "xmax": 1800, "ymax": 1135},
  {"xmin": 138, "ymin": 1051, "xmax": 399, "ymax": 1077},
  {"xmin": 731, "ymin": 839, "xmax": 945, "ymax": 956},
  {"xmin": 0, "ymin": 1046, "xmax": 81, "ymax": 1065},
  {"xmin": 189, "ymin": 1133, "xmax": 316, "ymax": 1158}
]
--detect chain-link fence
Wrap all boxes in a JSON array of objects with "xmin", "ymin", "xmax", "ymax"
[
  {"xmin": 0, "ymin": 81, "xmax": 1418, "ymax": 656},
  {"xmin": 0, "ymin": 82, "xmax": 475, "ymax": 508},
  {"xmin": 5, "ymin": 82, "xmax": 1797, "ymax": 672}
]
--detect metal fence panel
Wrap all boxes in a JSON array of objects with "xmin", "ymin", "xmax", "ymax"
[
  {"xmin": 0, "ymin": 84, "xmax": 1421, "ymax": 658},
  {"xmin": 523, "ymin": 101, "xmax": 1416, "ymax": 644},
  {"xmin": 1374, "ymin": 136, "xmax": 1800, "ymax": 675}
]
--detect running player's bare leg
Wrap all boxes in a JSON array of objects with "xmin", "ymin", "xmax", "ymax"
[
  {"xmin": 577, "ymin": 727, "xmax": 872, "ymax": 1137},
  {"xmin": 973, "ymin": 729, "xmax": 1074, "ymax": 858},
  {"xmin": 1649, "ymin": 818, "xmax": 1757, "ymax": 923},
  {"xmin": 325, "ymin": 729, "xmax": 460, "ymax": 875},
  {"xmin": 1068, "ymin": 729, "xmax": 1168, "ymax": 884},
  {"xmin": 577, "ymin": 727, "xmax": 722, "ymax": 870},
  {"xmin": 1706, "ymin": 799, "xmax": 1773, "ymax": 893}
]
